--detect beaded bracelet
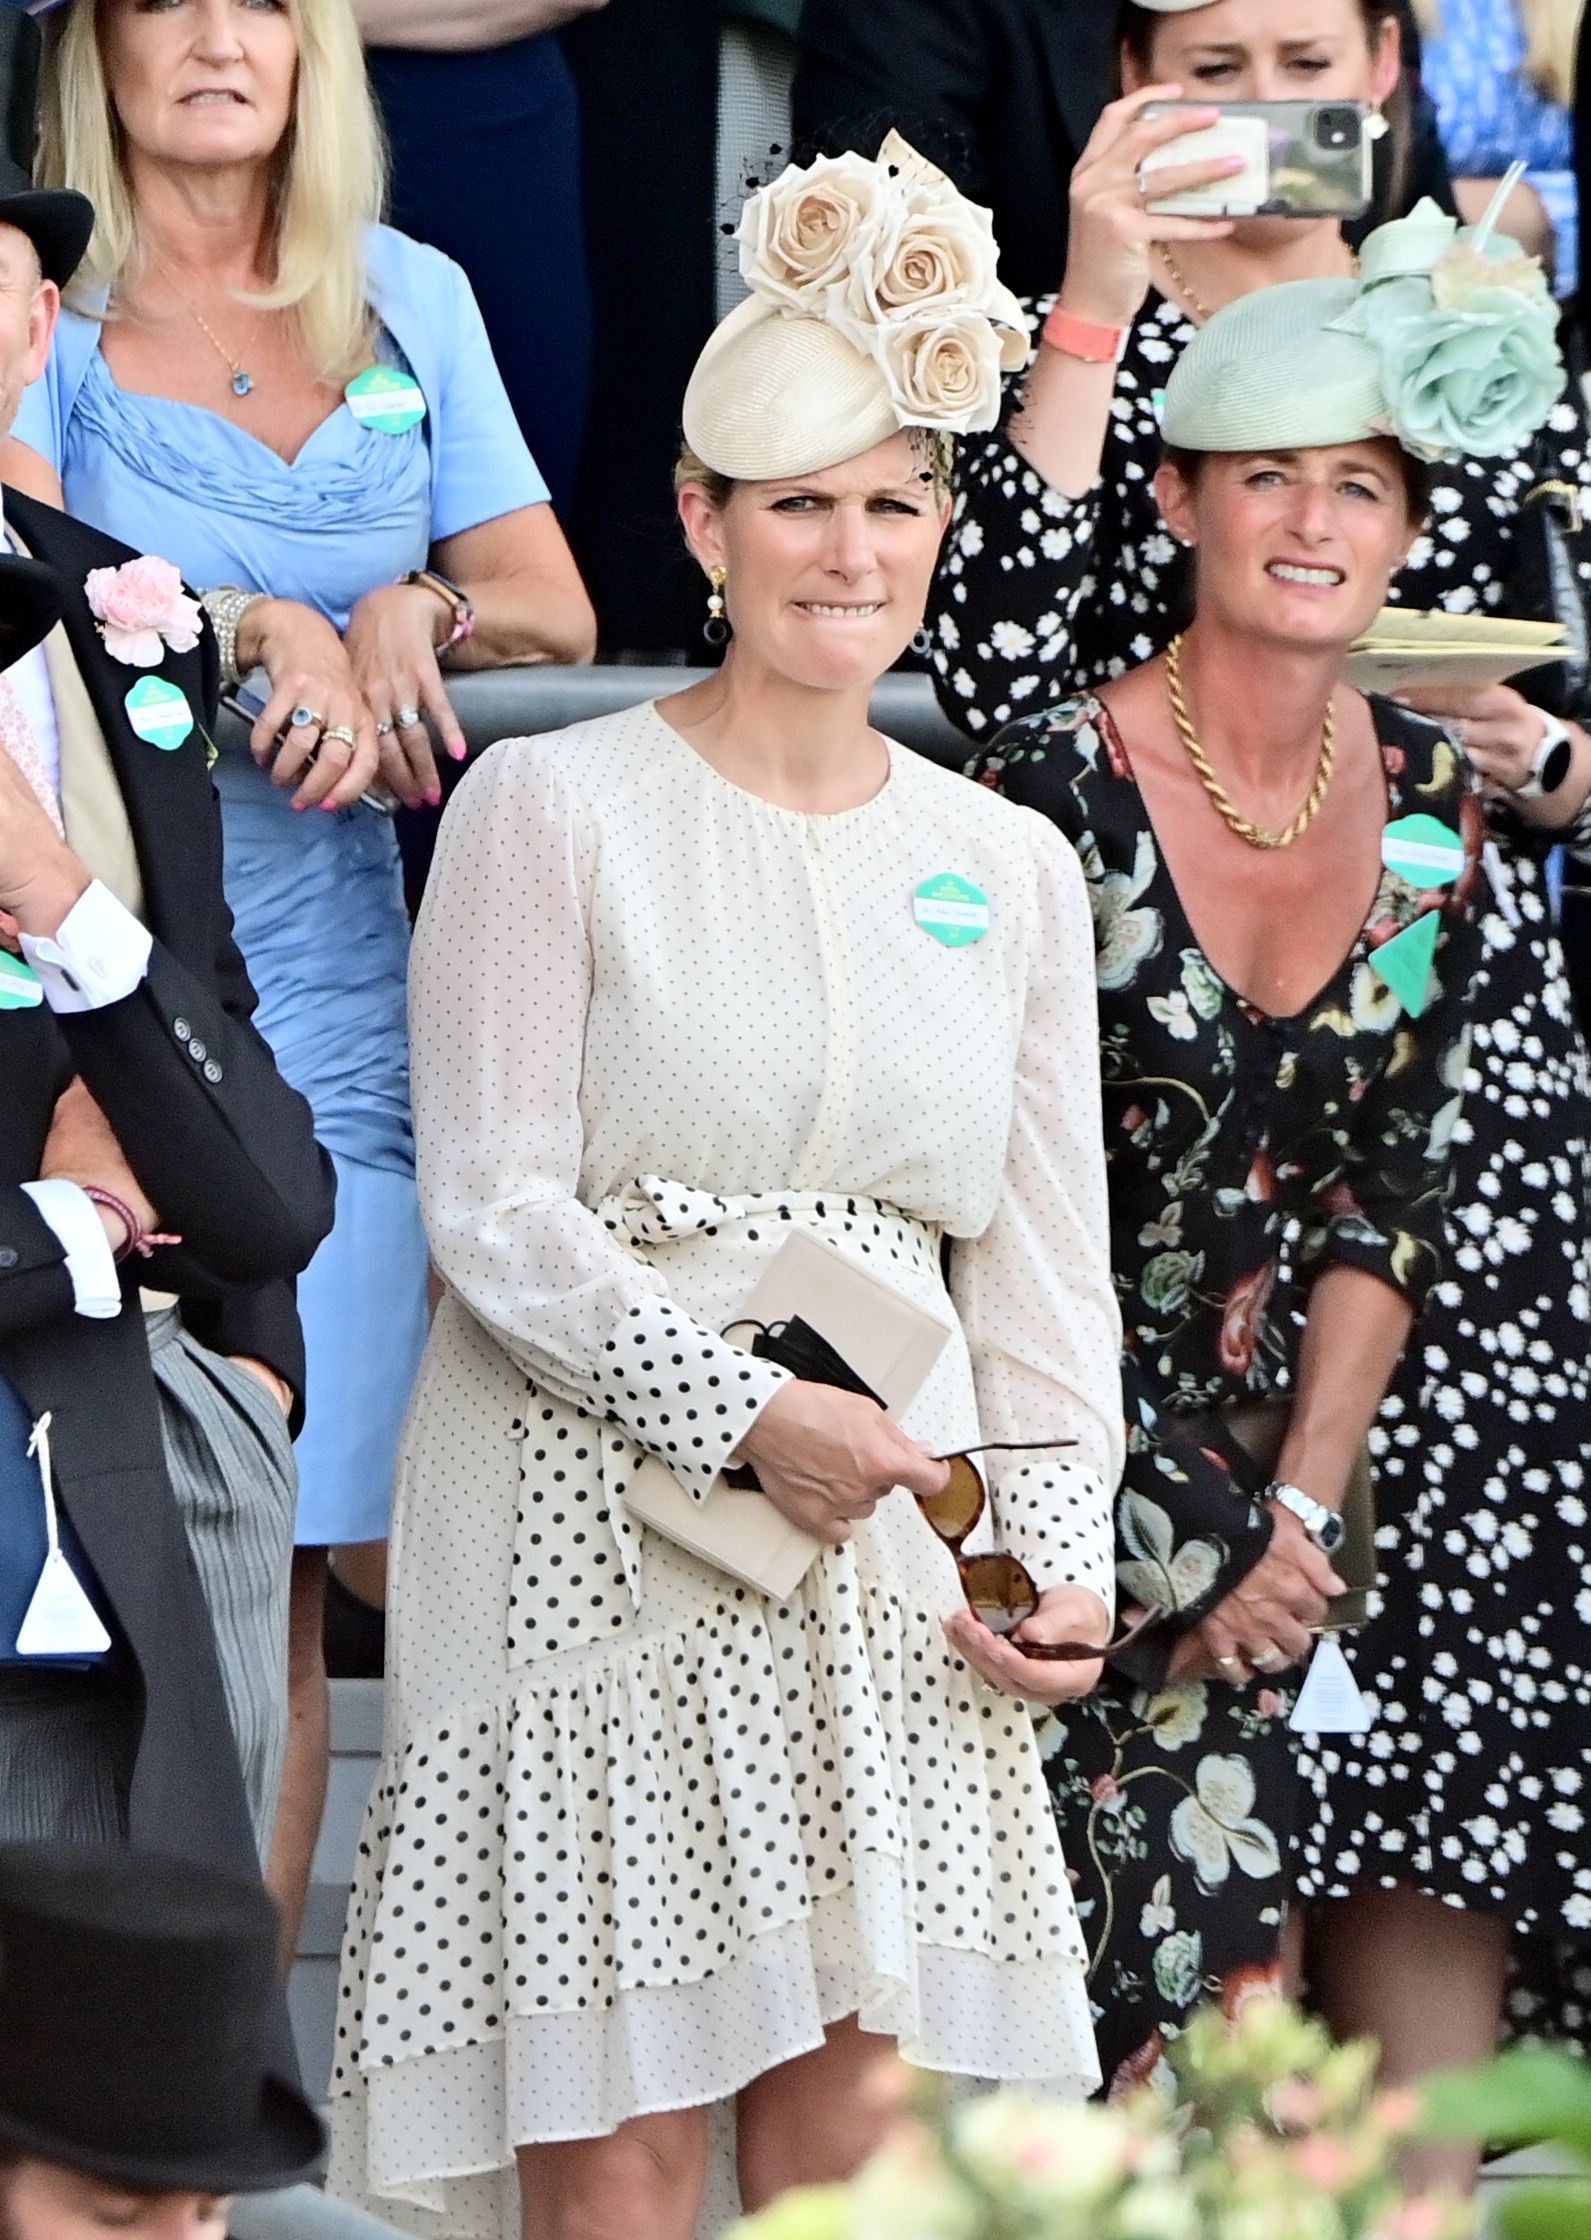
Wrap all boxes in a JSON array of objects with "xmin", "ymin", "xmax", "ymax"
[{"xmin": 80, "ymin": 1186, "xmax": 183, "ymax": 1265}]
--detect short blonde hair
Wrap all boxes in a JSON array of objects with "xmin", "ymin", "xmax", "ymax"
[{"xmin": 37, "ymin": 0, "xmax": 386, "ymax": 386}]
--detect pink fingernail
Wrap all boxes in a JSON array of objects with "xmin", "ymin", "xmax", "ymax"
[
  {"xmin": 449, "ymin": 743, "xmax": 467, "ymax": 763},
  {"xmin": 425, "ymin": 786, "xmax": 442, "ymax": 808},
  {"xmin": 322, "ymin": 800, "xmax": 339, "ymax": 813}
]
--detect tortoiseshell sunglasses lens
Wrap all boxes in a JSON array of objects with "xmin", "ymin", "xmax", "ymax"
[{"xmin": 915, "ymin": 1453, "xmax": 986, "ymax": 1546}]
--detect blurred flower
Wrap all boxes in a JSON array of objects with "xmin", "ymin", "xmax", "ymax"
[{"xmin": 84, "ymin": 555, "xmax": 202, "ymax": 668}]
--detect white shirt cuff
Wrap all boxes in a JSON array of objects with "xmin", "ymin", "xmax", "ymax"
[
  {"xmin": 18, "ymin": 880, "xmax": 153, "ymax": 1015},
  {"xmin": 19, "ymin": 1179, "xmax": 122, "ymax": 1318}
]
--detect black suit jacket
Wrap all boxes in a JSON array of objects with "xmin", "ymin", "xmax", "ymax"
[
  {"xmin": 793, "ymin": 0, "xmax": 1453, "ymax": 301},
  {"xmin": 1, "ymin": 488, "xmax": 334, "ymax": 1878}
]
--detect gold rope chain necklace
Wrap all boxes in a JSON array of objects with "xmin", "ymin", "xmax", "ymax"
[{"xmin": 1166, "ymin": 633, "xmax": 1337, "ymax": 851}]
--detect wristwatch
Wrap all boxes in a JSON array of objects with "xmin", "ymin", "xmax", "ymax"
[
  {"xmin": 1265, "ymin": 1481, "xmax": 1346, "ymax": 1556},
  {"xmin": 1512, "ymin": 708, "xmax": 1575, "ymax": 801},
  {"xmin": 399, "ymin": 567, "xmax": 476, "ymax": 651}
]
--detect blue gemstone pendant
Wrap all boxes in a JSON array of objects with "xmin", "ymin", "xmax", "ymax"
[{"xmin": 231, "ymin": 371, "xmax": 252, "ymax": 397}]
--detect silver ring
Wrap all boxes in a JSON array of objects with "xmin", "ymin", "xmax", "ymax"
[
  {"xmin": 395, "ymin": 704, "xmax": 422, "ymax": 730},
  {"xmin": 1217, "ymin": 1655, "xmax": 1240, "ymax": 1671},
  {"xmin": 289, "ymin": 705, "xmax": 325, "ymax": 733},
  {"xmin": 1252, "ymin": 1647, "xmax": 1284, "ymax": 1672},
  {"xmin": 375, "ymin": 719, "xmax": 395, "ymax": 737},
  {"xmin": 321, "ymin": 725, "xmax": 358, "ymax": 750}
]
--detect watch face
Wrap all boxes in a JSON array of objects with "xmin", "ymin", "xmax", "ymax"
[
  {"xmin": 1319, "ymin": 1511, "xmax": 1346, "ymax": 1555},
  {"xmin": 1541, "ymin": 734, "xmax": 1574, "ymax": 795}
]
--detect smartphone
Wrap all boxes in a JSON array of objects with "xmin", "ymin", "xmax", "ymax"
[
  {"xmin": 1140, "ymin": 99, "xmax": 1374, "ymax": 221},
  {"xmin": 221, "ymin": 683, "xmax": 398, "ymax": 817}
]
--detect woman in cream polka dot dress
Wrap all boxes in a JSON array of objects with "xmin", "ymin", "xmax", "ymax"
[{"xmin": 329, "ymin": 138, "xmax": 1123, "ymax": 2240}]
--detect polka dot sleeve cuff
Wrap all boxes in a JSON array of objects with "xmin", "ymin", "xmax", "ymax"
[
  {"xmin": 592, "ymin": 1295, "xmax": 791, "ymax": 1505},
  {"xmin": 994, "ymin": 1459, "xmax": 1117, "ymax": 1609}
]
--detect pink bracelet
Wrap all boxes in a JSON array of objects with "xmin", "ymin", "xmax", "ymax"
[
  {"xmin": 80, "ymin": 1185, "xmax": 182, "ymax": 1264},
  {"xmin": 1041, "ymin": 304, "xmax": 1129, "ymax": 365}
]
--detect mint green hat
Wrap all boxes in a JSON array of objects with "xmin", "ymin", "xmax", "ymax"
[
  {"xmin": 1161, "ymin": 277, "xmax": 1383, "ymax": 450},
  {"xmin": 1161, "ymin": 181, "xmax": 1564, "ymax": 462}
]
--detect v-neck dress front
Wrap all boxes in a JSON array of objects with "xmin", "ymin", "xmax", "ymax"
[
  {"xmin": 327, "ymin": 702, "xmax": 1124, "ymax": 2231},
  {"xmin": 975, "ymin": 692, "xmax": 1486, "ymax": 2087}
]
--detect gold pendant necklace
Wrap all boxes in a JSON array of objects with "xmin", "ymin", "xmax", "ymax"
[
  {"xmin": 1156, "ymin": 244, "xmax": 1222, "ymax": 324},
  {"xmin": 1166, "ymin": 633, "xmax": 1337, "ymax": 851},
  {"xmin": 173, "ymin": 289, "xmax": 255, "ymax": 398}
]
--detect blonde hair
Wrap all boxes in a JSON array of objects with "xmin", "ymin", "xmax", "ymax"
[
  {"xmin": 1412, "ymin": 0, "xmax": 1581, "ymax": 107},
  {"xmin": 37, "ymin": 0, "xmax": 386, "ymax": 385}
]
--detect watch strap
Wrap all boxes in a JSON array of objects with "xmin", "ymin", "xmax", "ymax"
[
  {"xmin": 1513, "ymin": 708, "xmax": 1573, "ymax": 800},
  {"xmin": 400, "ymin": 568, "xmax": 476, "ymax": 649}
]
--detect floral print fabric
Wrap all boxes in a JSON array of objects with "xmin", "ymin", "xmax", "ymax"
[{"xmin": 978, "ymin": 694, "xmax": 1486, "ymax": 2083}]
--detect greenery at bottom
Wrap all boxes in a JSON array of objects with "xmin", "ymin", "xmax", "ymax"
[
  {"xmin": 1423, "ymin": 2041, "xmax": 1591, "ymax": 2240},
  {"xmin": 729, "ymin": 1997, "xmax": 1474, "ymax": 2240}
]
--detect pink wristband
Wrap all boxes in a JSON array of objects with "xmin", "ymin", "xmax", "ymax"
[
  {"xmin": 79, "ymin": 1186, "xmax": 182, "ymax": 1264},
  {"xmin": 1041, "ymin": 305, "xmax": 1129, "ymax": 365}
]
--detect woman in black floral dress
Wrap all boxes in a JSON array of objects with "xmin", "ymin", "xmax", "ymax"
[{"xmin": 939, "ymin": 0, "xmax": 1591, "ymax": 2137}]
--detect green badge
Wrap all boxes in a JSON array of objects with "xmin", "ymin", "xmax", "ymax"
[
  {"xmin": 345, "ymin": 364, "xmax": 427, "ymax": 436},
  {"xmin": 124, "ymin": 676, "xmax": 193, "ymax": 751},
  {"xmin": 1368, "ymin": 911, "xmax": 1441, "ymax": 1019},
  {"xmin": 0, "ymin": 952, "xmax": 42, "ymax": 1010},
  {"xmin": 1381, "ymin": 813, "xmax": 1465, "ymax": 888},
  {"xmin": 913, "ymin": 873, "xmax": 990, "ymax": 948}
]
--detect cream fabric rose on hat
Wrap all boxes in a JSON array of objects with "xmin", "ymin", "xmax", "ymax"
[
  {"xmin": 682, "ymin": 131, "xmax": 1027, "ymax": 481},
  {"xmin": 738, "ymin": 150, "xmax": 893, "ymax": 315},
  {"xmin": 878, "ymin": 310, "xmax": 1006, "ymax": 424}
]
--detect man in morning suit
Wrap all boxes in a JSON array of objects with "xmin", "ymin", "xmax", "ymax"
[{"xmin": 0, "ymin": 150, "xmax": 333, "ymax": 1872}]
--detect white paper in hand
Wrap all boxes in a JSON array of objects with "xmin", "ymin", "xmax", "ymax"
[
  {"xmin": 16, "ymin": 1414, "xmax": 111, "ymax": 1659},
  {"xmin": 1289, "ymin": 1636, "xmax": 1371, "ymax": 1735}
]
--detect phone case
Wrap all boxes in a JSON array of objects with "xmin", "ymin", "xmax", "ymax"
[
  {"xmin": 620, "ymin": 1228, "xmax": 955, "ymax": 1599},
  {"xmin": 1142, "ymin": 100, "xmax": 1373, "ymax": 221}
]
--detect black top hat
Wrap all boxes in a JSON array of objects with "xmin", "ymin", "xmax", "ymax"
[
  {"xmin": 0, "ymin": 150, "xmax": 92, "ymax": 290},
  {"xmin": 0, "ymin": 1843, "xmax": 326, "ymax": 2195},
  {"xmin": 0, "ymin": 550, "xmax": 66, "ymax": 668}
]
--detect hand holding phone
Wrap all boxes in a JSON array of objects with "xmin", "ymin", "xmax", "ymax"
[{"xmin": 1054, "ymin": 85, "xmax": 1252, "ymax": 333}]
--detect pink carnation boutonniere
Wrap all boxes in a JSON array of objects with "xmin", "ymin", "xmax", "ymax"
[{"xmin": 84, "ymin": 555, "xmax": 203, "ymax": 668}]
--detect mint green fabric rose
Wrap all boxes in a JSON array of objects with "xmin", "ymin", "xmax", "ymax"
[{"xmin": 1331, "ymin": 203, "xmax": 1564, "ymax": 459}]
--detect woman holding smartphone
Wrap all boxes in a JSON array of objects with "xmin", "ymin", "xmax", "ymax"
[{"xmin": 932, "ymin": 0, "xmax": 1591, "ymax": 2167}]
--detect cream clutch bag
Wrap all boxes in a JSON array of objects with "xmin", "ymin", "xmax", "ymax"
[{"xmin": 620, "ymin": 1228, "xmax": 955, "ymax": 1600}]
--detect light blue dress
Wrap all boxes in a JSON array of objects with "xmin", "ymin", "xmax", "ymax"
[
  {"xmin": 16, "ymin": 225, "xmax": 549, "ymax": 1544},
  {"xmin": 1421, "ymin": 0, "xmax": 1578, "ymax": 297}
]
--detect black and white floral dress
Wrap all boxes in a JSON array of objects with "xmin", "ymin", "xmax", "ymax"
[
  {"xmin": 973, "ymin": 694, "xmax": 1485, "ymax": 2089},
  {"xmin": 932, "ymin": 292, "xmax": 1591, "ymax": 2052}
]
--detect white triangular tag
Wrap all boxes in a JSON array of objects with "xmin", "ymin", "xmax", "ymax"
[
  {"xmin": 1289, "ymin": 1636, "xmax": 1371, "ymax": 1735},
  {"xmin": 16, "ymin": 1549, "xmax": 111, "ymax": 1658},
  {"xmin": 16, "ymin": 1413, "xmax": 111, "ymax": 1658}
]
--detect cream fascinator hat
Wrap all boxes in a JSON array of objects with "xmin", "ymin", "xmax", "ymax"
[
  {"xmin": 682, "ymin": 132, "xmax": 1029, "ymax": 481},
  {"xmin": 1162, "ymin": 166, "xmax": 1564, "ymax": 461}
]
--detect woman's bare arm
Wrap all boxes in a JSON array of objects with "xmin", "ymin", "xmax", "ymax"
[{"xmin": 352, "ymin": 0, "xmax": 607, "ymax": 50}]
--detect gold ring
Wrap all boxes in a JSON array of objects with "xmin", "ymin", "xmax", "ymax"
[{"xmin": 321, "ymin": 725, "xmax": 358, "ymax": 749}]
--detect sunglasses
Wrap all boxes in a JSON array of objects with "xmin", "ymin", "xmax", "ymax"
[
  {"xmin": 919, "ymin": 1443, "xmax": 1158, "ymax": 1663},
  {"xmin": 723, "ymin": 1316, "xmax": 1159, "ymax": 1665}
]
